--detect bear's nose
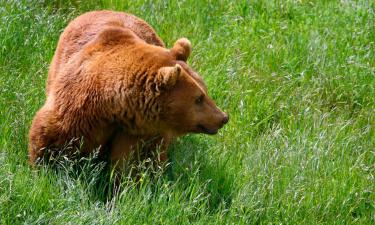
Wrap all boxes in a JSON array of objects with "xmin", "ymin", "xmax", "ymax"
[{"xmin": 222, "ymin": 114, "xmax": 229, "ymax": 125}]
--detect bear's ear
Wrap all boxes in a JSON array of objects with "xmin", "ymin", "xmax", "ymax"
[
  {"xmin": 170, "ymin": 38, "xmax": 191, "ymax": 61},
  {"xmin": 96, "ymin": 27, "xmax": 137, "ymax": 46},
  {"xmin": 156, "ymin": 64, "xmax": 181, "ymax": 90}
]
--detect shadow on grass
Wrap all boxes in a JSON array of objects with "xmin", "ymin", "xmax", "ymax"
[
  {"xmin": 35, "ymin": 146, "xmax": 114, "ymax": 202},
  {"xmin": 166, "ymin": 135, "xmax": 235, "ymax": 212},
  {"xmin": 36, "ymin": 135, "xmax": 234, "ymax": 213}
]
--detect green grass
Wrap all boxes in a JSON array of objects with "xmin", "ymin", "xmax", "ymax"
[{"xmin": 1, "ymin": 0, "xmax": 374, "ymax": 224}]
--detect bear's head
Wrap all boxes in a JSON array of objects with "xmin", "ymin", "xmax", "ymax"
[
  {"xmin": 157, "ymin": 38, "xmax": 229, "ymax": 136},
  {"xmin": 93, "ymin": 28, "xmax": 228, "ymax": 136}
]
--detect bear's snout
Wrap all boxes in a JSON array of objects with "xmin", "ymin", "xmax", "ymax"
[
  {"xmin": 222, "ymin": 113, "xmax": 229, "ymax": 125},
  {"xmin": 196, "ymin": 111, "xmax": 229, "ymax": 135}
]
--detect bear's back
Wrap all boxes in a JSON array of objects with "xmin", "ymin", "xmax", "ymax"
[{"xmin": 47, "ymin": 10, "xmax": 165, "ymax": 94}]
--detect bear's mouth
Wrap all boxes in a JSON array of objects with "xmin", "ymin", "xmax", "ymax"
[{"xmin": 197, "ymin": 124, "xmax": 218, "ymax": 135}]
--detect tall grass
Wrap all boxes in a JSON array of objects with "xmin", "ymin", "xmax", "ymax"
[{"xmin": 0, "ymin": 0, "xmax": 374, "ymax": 224}]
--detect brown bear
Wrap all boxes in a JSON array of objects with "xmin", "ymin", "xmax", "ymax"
[{"xmin": 29, "ymin": 10, "xmax": 229, "ymax": 169}]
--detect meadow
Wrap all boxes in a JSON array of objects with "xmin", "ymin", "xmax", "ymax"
[{"xmin": 0, "ymin": 0, "xmax": 374, "ymax": 224}]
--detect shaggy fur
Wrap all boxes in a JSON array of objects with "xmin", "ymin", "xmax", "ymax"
[{"xmin": 29, "ymin": 10, "xmax": 228, "ymax": 168}]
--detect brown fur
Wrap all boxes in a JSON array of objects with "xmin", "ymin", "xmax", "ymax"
[
  {"xmin": 46, "ymin": 10, "xmax": 165, "ymax": 95},
  {"xmin": 29, "ymin": 10, "xmax": 228, "ymax": 168}
]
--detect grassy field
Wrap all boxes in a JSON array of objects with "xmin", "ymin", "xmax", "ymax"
[{"xmin": 0, "ymin": 0, "xmax": 374, "ymax": 224}]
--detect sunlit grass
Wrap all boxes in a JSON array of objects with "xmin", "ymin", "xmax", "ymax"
[{"xmin": 0, "ymin": 0, "xmax": 374, "ymax": 224}]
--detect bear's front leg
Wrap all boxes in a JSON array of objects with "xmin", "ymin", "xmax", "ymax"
[{"xmin": 109, "ymin": 131, "xmax": 172, "ymax": 172}]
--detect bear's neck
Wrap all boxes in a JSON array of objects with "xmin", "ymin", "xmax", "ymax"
[{"xmin": 104, "ymin": 68, "xmax": 165, "ymax": 136}]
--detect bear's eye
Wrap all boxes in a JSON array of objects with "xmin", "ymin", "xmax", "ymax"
[{"xmin": 195, "ymin": 95, "xmax": 204, "ymax": 105}]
